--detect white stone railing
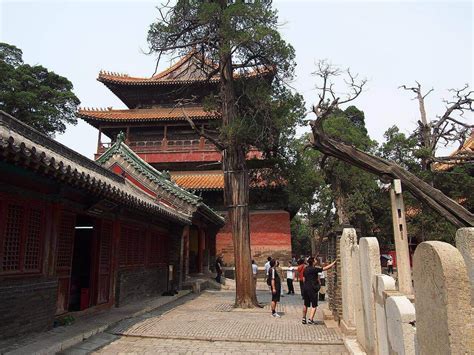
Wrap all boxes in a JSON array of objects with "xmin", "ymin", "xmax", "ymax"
[{"xmin": 339, "ymin": 227, "xmax": 472, "ymax": 354}]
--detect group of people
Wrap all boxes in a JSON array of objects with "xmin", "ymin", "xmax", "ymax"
[
  {"xmin": 264, "ymin": 256, "xmax": 336, "ymax": 323},
  {"xmin": 215, "ymin": 254, "xmax": 337, "ymax": 324}
]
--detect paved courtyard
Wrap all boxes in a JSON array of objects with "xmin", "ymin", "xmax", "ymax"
[{"xmin": 81, "ymin": 282, "xmax": 348, "ymax": 354}]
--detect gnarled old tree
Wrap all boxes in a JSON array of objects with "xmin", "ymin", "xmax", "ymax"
[
  {"xmin": 399, "ymin": 82, "xmax": 474, "ymax": 171},
  {"xmin": 308, "ymin": 61, "xmax": 474, "ymax": 228},
  {"xmin": 148, "ymin": 0, "xmax": 304, "ymax": 307}
]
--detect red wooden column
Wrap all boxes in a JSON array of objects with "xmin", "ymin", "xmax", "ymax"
[
  {"xmin": 108, "ymin": 219, "xmax": 121, "ymax": 306},
  {"xmin": 197, "ymin": 228, "xmax": 205, "ymax": 274},
  {"xmin": 182, "ymin": 226, "xmax": 190, "ymax": 279}
]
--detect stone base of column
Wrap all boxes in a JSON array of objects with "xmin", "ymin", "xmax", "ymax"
[
  {"xmin": 341, "ymin": 319, "xmax": 357, "ymax": 336},
  {"xmin": 322, "ymin": 308, "xmax": 335, "ymax": 320}
]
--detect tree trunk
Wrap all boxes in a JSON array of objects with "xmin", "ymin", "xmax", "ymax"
[
  {"xmin": 310, "ymin": 122, "xmax": 474, "ymax": 228},
  {"xmin": 219, "ymin": 46, "xmax": 258, "ymax": 307},
  {"xmin": 416, "ymin": 90, "xmax": 434, "ymax": 171},
  {"xmin": 333, "ymin": 179, "xmax": 350, "ymax": 225}
]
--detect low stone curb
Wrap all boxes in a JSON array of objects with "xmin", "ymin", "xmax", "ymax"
[
  {"xmin": 115, "ymin": 333, "xmax": 346, "ymax": 346},
  {"xmin": 343, "ymin": 337, "xmax": 367, "ymax": 355},
  {"xmin": 5, "ymin": 290, "xmax": 192, "ymax": 355}
]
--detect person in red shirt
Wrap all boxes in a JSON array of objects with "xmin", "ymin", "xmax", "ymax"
[{"xmin": 296, "ymin": 259, "xmax": 306, "ymax": 299}]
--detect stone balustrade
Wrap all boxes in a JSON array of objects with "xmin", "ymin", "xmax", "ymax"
[{"xmin": 333, "ymin": 227, "xmax": 472, "ymax": 355}]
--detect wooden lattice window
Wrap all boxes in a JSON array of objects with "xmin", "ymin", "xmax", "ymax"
[
  {"xmin": 99, "ymin": 221, "xmax": 112, "ymax": 274},
  {"xmin": 56, "ymin": 212, "xmax": 75, "ymax": 270},
  {"xmin": 2, "ymin": 204, "xmax": 23, "ymax": 272},
  {"xmin": 147, "ymin": 232, "xmax": 168, "ymax": 266},
  {"xmin": 98, "ymin": 220, "xmax": 113, "ymax": 304},
  {"xmin": 24, "ymin": 208, "xmax": 43, "ymax": 271},
  {"xmin": 0, "ymin": 198, "xmax": 46, "ymax": 274},
  {"xmin": 119, "ymin": 225, "xmax": 145, "ymax": 268}
]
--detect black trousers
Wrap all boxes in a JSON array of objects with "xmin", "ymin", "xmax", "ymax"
[{"xmin": 287, "ymin": 279, "xmax": 295, "ymax": 294}]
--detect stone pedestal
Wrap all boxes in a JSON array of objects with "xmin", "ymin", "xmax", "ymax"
[
  {"xmin": 374, "ymin": 275, "xmax": 396, "ymax": 355},
  {"xmin": 385, "ymin": 295, "xmax": 416, "ymax": 355},
  {"xmin": 413, "ymin": 241, "xmax": 470, "ymax": 354}
]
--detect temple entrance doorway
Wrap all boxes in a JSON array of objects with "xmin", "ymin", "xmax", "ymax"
[
  {"xmin": 69, "ymin": 215, "xmax": 95, "ymax": 312},
  {"xmin": 188, "ymin": 227, "xmax": 199, "ymax": 274}
]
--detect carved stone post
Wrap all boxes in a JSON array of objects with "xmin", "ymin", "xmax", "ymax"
[
  {"xmin": 413, "ymin": 241, "xmax": 471, "ymax": 354},
  {"xmin": 389, "ymin": 179, "xmax": 414, "ymax": 295}
]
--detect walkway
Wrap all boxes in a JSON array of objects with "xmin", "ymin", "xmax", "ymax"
[{"xmin": 70, "ymin": 282, "xmax": 348, "ymax": 354}]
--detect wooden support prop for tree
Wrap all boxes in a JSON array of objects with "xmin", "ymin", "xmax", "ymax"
[
  {"xmin": 309, "ymin": 60, "xmax": 473, "ymax": 228},
  {"xmin": 309, "ymin": 120, "xmax": 473, "ymax": 227}
]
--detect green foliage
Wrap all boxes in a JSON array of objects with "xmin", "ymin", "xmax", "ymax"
[
  {"xmin": 0, "ymin": 42, "xmax": 79, "ymax": 136},
  {"xmin": 147, "ymin": 1, "xmax": 304, "ymax": 153},
  {"xmin": 283, "ymin": 135, "xmax": 325, "ymax": 216},
  {"xmin": 322, "ymin": 106, "xmax": 387, "ymax": 236},
  {"xmin": 378, "ymin": 126, "xmax": 419, "ymax": 171},
  {"xmin": 290, "ymin": 215, "xmax": 312, "ymax": 257},
  {"xmin": 379, "ymin": 124, "xmax": 473, "ymax": 244}
]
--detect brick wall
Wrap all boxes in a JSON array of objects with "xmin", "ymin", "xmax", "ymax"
[
  {"xmin": 327, "ymin": 232, "xmax": 342, "ymax": 322},
  {"xmin": 115, "ymin": 266, "xmax": 168, "ymax": 307},
  {"xmin": 216, "ymin": 210, "xmax": 292, "ymax": 265},
  {"xmin": 0, "ymin": 277, "xmax": 57, "ymax": 340}
]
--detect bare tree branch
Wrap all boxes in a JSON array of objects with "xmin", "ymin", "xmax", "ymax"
[{"xmin": 175, "ymin": 98, "xmax": 227, "ymax": 151}]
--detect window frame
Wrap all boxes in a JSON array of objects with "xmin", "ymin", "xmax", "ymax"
[{"xmin": 0, "ymin": 193, "xmax": 47, "ymax": 276}]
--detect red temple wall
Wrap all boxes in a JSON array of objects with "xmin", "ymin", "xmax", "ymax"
[{"xmin": 216, "ymin": 210, "xmax": 292, "ymax": 266}]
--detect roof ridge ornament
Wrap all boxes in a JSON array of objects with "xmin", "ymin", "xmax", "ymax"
[{"xmin": 116, "ymin": 131, "xmax": 126, "ymax": 145}]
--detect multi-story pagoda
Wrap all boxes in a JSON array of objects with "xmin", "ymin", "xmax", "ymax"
[{"xmin": 79, "ymin": 53, "xmax": 292, "ymax": 265}]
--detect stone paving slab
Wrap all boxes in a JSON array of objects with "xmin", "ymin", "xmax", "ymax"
[
  {"xmin": 1, "ymin": 290, "xmax": 192, "ymax": 355},
  {"xmin": 94, "ymin": 337, "xmax": 349, "ymax": 355},
  {"xmin": 108, "ymin": 289, "xmax": 344, "ymax": 345}
]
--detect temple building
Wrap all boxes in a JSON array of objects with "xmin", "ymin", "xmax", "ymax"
[
  {"xmin": 0, "ymin": 111, "xmax": 223, "ymax": 339},
  {"xmin": 78, "ymin": 53, "xmax": 292, "ymax": 265}
]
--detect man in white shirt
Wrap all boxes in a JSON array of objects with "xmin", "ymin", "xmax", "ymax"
[
  {"xmin": 264, "ymin": 256, "xmax": 272, "ymax": 289},
  {"xmin": 286, "ymin": 261, "xmax": 295, "ymax": 294},
  {"xmin": 252, "ymin": 260, "xmax": 258, "ymax": 290}
]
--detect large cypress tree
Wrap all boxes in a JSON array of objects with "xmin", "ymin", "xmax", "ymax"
[
  {"xmin": 147, "ymin": 0, "xmax": 303, "ymax": 307},
  {"xmin": 0, "ymin": 43, "xmax": 79, "ymax": 136}
]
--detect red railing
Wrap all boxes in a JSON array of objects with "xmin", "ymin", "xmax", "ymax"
[{"xmin": 97, "ymin": 138, "xmax": 218, "ymax": 155}]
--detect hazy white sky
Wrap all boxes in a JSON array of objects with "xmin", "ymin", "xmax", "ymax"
[{"xmin": 1, "ymin": 0, "xmax": 472, "ymax": 159}]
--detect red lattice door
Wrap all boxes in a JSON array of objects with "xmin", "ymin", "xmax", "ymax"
[
  {"xmin": 97, "ymin": 220, "xmax": 113, "ymax": 304},
  {"xmin": 55, "ymin": 211, "xmax": 76, "ymax": 314}
]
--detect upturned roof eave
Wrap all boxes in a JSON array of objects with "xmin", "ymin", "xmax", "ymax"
[
  {"xmin": 0, "ymin": 111, "xmax": 191, "ymax": 225},
  {"xmin": 96, "ymin": 138, "xmax": 224, "ymax": 226}
]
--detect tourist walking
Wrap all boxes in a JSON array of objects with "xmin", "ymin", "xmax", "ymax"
[
  {"xmin": 264, "ymin": 256, "xmax": 272, "ymax": 288},
  {"xmin": 215, "ymin": 256, "xmax": 223, "ymax": 284},
  {"xmin": 286, "ymin": 261, "xmax": 295, "ymax": 294},
  {"xmin": 276, "ymin": 260, "xmax": 285, "ymax": 296},
  {"xmin": 387, "ymin": 256, "xmax": 394, "ymax": 274},
  {"xmin": 268, "ymin": 259, "xmax": 281, "ymax": 318},
  {"xmin": 296, "ymin": 258, "xmax": 306, "ymax": 298},
  {"xmin": 301, "ymin": 257, "xmax": 336, "ymax": 324},
  {"xmin": 252, "ymin": 259, "xmax": 258, "ymax": 290}
]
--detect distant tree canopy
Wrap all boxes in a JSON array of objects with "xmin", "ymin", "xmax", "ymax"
[
  {"xmin": 287, "ymin": 99, "xmax": 472, "ymax": 251},
  {"xmin": 0, "ymin": 42, "xmax": 79, "ymax": 136}
]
